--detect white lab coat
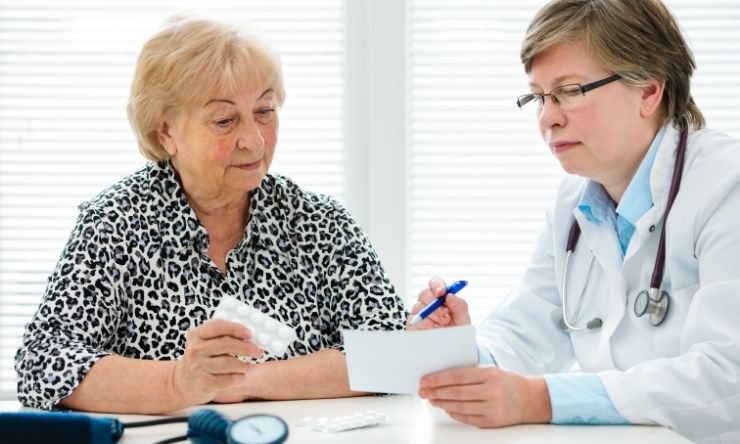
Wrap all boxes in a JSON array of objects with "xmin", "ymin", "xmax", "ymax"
[{"xmin": 477, "ymin": 124, "xmax": 740, "ymax": 443}]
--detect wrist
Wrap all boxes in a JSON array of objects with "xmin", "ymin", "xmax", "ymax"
[
  {"xmin": 529, "ymin": 377, "xmax": 553, "ymax": 423},
  {"xmin": 170, "ymin": 360, "xmax": 191, "ymax": 406}
]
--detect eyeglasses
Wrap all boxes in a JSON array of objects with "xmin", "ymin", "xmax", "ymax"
[{"xmin": 516, "ymin": 74, "xmax": 621, "ymax": 115}]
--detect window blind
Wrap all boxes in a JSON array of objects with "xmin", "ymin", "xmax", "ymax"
[
  {"xmin": 407, "ymin": 0, "xmax": 740, "ymax": 324},
  {"xmin": 0, "ymin": 0, "xmax": 344, "ymax": 398}
]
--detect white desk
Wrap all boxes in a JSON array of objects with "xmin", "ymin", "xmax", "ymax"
[{"xmin": 1, "ymin": 395, "xmax": 691, "ymax": 443}]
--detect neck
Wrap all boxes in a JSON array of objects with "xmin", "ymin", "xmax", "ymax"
[
  {"xmin": 601, "ymin": 121, "xmax": 663, "ymax": 203},
  {"xmin": 189, "ymin": 193, "xmax": 250, "ymax": 232}
]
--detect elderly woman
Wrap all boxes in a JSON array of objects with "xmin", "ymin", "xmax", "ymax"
[
  {"xmin": 410, "ymin": 0, "xmax": 740, "ymax": 442},
  {"xmin": 15, "ymin": 16, "xmax": 407, "ymax": 413}
]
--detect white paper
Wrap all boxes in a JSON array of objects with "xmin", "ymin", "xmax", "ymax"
[{"xmin": 343, "ymin": 325, "xmax": 479, "ymax": 394}]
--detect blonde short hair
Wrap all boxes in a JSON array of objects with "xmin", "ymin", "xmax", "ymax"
[
  {"xmin": 521, "ymin": 0, "xmax": 704, "ymax": 130},
  {"xmin": 127, "ymin": 16, "xmax": 286, "ymax": 161}
]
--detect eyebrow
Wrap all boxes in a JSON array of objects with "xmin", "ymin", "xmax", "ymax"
[
  {"xmin": 204, "ymin": 99, "xmax": 236, "ymax": 107},
  {"xmin": 529, "ymin": 74, "xmax": 585, "ymax": 89},
  {"xmin": 203, "ymin": 89, "xmax": 274, "ymax": 107}
]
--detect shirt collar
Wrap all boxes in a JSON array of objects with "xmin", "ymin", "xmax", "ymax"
[
  {"xmin": 148, "ymin": 161, "xmax": 290, "ymax": 257},
  {"xmin": 615, "ymin": 125, "xmax": 666, "ymax": 225}
]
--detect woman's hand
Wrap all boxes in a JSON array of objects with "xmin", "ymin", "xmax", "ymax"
[
  {"xmin": 418, "ymin": 366, "xmax": 552, "ymax": 427},
  {"xmin": 172, "ymin": 319, "xmax": 263, "ymax": 406},
  {"xmin": 407, "ymin": 277, "xmax": 472, "ymax": 330}
]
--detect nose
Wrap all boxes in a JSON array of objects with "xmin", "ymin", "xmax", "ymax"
[
  {"xmin": 538, "ymin": 95, "xmax": 566, "ymax": 131},
  {"xmin": 236, "ymin": 118, "xmax": 265, "ymax": 151}
]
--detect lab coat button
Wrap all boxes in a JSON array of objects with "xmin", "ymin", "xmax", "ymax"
[{"xmin": 649, "ymin": 225, "xmax": 656, "ymax": 232}]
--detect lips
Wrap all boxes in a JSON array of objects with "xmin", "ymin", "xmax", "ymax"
[
  {"xmin": 550, "ymin": 141, "xmax": 580, "ymax": 154},
  {"xmin": 234, "ymin": 161, "xmax": 261, "ymax": 170}
]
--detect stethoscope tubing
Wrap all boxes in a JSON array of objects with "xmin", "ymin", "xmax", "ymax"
[{"xmin": 562, "ymin": 128, "xmax": 688, "ymax": 330}]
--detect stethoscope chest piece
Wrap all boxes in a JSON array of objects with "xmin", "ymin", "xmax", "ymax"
[{"xmin": 634, "ymin": 288, "xmax": 670, "ymax": 326}]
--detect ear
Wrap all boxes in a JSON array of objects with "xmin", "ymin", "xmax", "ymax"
[
  {"xmin": 157, "ymin": 112, "xmax": 179, "ymax": 157},
  {"xmin": 639, "ymin": 78, "xmax": 665, "ymax": 119}
]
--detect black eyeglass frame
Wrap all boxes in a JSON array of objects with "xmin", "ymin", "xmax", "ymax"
[{"xmin": 516, "ymin": 74, "xmax": 622, "ymax": 110}]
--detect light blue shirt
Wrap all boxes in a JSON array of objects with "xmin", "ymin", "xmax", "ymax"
[
  {"xmin": 577, "ymin": 127, "xmax": 665, "ymax": 256},
  {"xmin": 477, "ymin": 127, "xmax": 667, "ymax": 424}
]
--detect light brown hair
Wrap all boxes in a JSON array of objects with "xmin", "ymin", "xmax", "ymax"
[
  {"xmin": 521, "ymin": 0, "xmax": 704, "ymax": 130},
  {"xmin": 127, "ymin": 16, "xmax": 285, "ymax": 161}
]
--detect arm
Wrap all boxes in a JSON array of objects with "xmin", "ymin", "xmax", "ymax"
[
  {"xmin": 327, "ymin": 204, "xmax": 409, "ymax": 334},
  {"xmin": 61, "ymin": 356, "xmax": 183, "ymax": 413},
  {"xmin": 216, "ymin": 202, "xmax": 406, "ymax": 402},
  {"xmin": 62, "ymin": 321, "xmax": 261, "ymax": 414},
  {"xmin": 215, "ymin": 349, "xmax": 363, "ymax": 402},
  {"xmin": 15, "ymin": 209, "xmax": 260, "ymax": 413}
]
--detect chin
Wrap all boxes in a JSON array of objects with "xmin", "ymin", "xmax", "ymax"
[{"xmin": 556, "ymin": 159, "xmax": 582, "ymax": 176}]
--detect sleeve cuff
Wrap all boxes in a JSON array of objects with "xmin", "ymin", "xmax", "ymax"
[
  {"xmin": 544, "ymin": 373, "xmax": 630, "ymax": 425},
  {"xmin": 477, "ymin": 344, "xmax": 497, "ymax": 366}
]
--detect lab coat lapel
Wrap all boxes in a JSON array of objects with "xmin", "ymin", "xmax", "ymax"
[
  {"xmin": 573, "ymin": 210, "xmax": 625, "ymax": 366},
  {"xmin": 624, "ymin": 125, "xmax": 679, "ymax": 262}
]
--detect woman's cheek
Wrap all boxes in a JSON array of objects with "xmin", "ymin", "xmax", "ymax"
[{"xmin": 215, "ymin": 138, "xmax": 233, "ymax": 159}]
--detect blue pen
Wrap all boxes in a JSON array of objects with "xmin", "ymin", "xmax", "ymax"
[{"xmin": 409, "ymin": 280, "xmax": 468, "ymax": 325}]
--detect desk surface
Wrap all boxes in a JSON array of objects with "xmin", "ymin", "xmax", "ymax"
[{"xmin": 1, "ymin": 395, "xmax": 691, "ymax": 443}]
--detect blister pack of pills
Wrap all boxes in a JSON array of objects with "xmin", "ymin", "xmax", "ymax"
[
  {"xmin": 298, "ymin": 410, "xmax": 388, "ymax": 433},
  {"xmin": 212, "ymin": 295, "xmax": 297, "ymax": 356}
]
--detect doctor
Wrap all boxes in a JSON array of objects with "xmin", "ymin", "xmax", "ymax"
[{"xmin": 409, "ymin": 1, "xmax": 740, "ymax": 443}]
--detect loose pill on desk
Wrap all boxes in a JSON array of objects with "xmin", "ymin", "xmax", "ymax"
[
  {"xmin": 298, "ymin": 410, "xmax": 387, "ymax": 433},
  {"xmin": 212, "ymin": 295, "xmax": 297, "ymax": 356}
]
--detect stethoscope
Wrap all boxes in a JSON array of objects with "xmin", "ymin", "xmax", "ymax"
[{"xmin": 560, "ymin": 128, "xmax": 688, "ymax": 332}]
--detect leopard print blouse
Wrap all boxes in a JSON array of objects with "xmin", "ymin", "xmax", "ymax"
[{"xmin": 15, "ymin": 161, "xmax": 407, "ymax": 409}]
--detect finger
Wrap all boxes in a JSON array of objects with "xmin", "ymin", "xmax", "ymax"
[
  {"xmin": 416, "ymin": 278, "xmax": 447, "ymax": 306},
  {"xmin": 424, "ymin": 306, "xmax": 451, "ymax": 324},
  {"xmin": 419, "ymin": 383, "xmax": 485, "ymax": 401},
  {"xmin": 421, "ymin": 366, "xmax": 491, "ymax": 388},
  {"xmin": 447, "ymin": 412, "xmax": 490, "ymax": 428},
  {"xmin": 203, "ymin": 356, "xmax": 252, "ymax": 375},
  {"xmin": 428, "ymin": 277, "xmax": 447, "ymax": 297},
  {"xmin": 444, "ymin": 295, "xmax": 472, "ymax": 325},
  {"xmin": 210, "ymin": 372, "xmax": 250, "ymax": 392},
  {"xmin": 416, "ymin": 288, "xmax": 438, "ymax": 307},
  {"xmin": 190, "ymin": 319, "xmax": 251, "ymax": 341},
  {"xmin": 408, "ymin": 301, "xmax": 424, "ymax": 317},
  {"xmin": 192, "ymin": 336, "xmax": 263, "ymax": 358},
  {"xmin": 408, "ymin": 304, "xmax": 448, "ymax": 324},
  {"xmin": 430, "ymin": 399, "xmax": 485, "ymax": 416}
]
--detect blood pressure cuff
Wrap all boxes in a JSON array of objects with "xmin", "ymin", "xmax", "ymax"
[{"xmin": 0, "ymin": 411, "xmax": 123, "ymax": 444}]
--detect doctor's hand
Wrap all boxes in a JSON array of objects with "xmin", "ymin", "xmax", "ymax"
[
  {"xmin": 418, "ymin": 366, "xmax": 552, "ymax": 428},
  {"xmin": 407, "ymin": 277, "xmax": 471, "ymax": 330},
  {"xmin": 173, "ymin": 319, "xmax": 263, "ymax": 406}
]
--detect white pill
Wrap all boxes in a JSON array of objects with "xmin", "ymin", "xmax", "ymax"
[
  {"xmin": 264, "ymin": 319, "xmax": 278, "ymax": 331},
  {"xmin": 278, "ymin": 326, "xmax": 293, "ymax": 338},
  {"xmin": 271, "ymin": 340, "xmax": 286, "ymax": 355},
  {"xmin": 258, "ymin": 333, "xmax": 270, "ymax": 346},
  {"xmin": 250, "ymin": 311, "xmax": 265, "ymax": 324},
  {"xmin": 213, "ymin": 298, "xmax": 297, "ymax": 356},
  {"xmin": 298, "ymin": 417, "xmax": 314, "ymax": 427},
  {"xmin": 213, "ymin": 311, "xmax": 228, "ymax": 320}
]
